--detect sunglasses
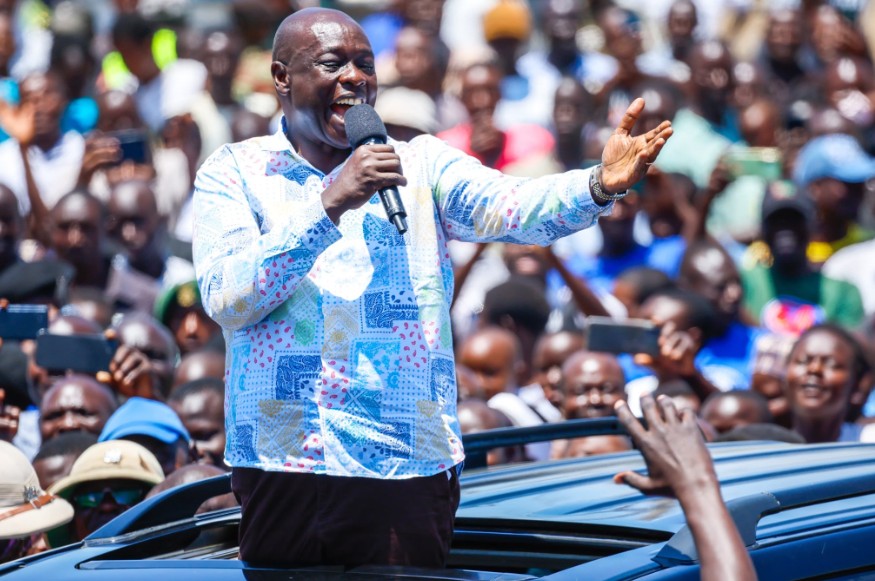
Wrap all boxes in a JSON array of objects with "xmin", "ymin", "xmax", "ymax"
[{"xmin": 72, "ymin": 487, "xmax": 146, "ymax": 509}]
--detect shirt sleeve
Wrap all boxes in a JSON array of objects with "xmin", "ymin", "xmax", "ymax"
[
  {"xmin": 422, "ymin": 135, "xmax": 612, "ymax": 244},
  {"xmin": 192, "ymin": 145, "xmax": 341, "ymax": 331}
]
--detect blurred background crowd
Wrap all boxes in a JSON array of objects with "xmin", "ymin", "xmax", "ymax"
[{"xmin": 2, "ymin": 0, "xmax": 875, "ymax": 563}]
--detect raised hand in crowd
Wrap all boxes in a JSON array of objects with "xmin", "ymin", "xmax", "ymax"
[
  {"xmin": 634, "ymin": 321, "xmax": 719, "ymax": 401},
  {"xmin": 100, "ymin": 331, "xmax": 164, "ymax": 401},
  {"xmin": 614, "ymin": 395, "xmax": 757, "ymax": 581},
  {"xmin": 76, "ymin": 132, "xmax": 122, "ymax": 188}
]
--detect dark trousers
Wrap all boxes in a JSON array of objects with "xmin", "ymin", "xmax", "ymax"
[{"xmin": 231, "ymin": 467, "xmax": 461, "ymax": 568}]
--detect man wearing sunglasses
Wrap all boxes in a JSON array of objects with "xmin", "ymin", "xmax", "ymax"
[{"xmin": 47, "ymin": 440, "xmax": 164, "ymax": 546}]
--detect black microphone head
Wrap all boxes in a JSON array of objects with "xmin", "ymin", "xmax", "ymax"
[{"xmin": 345, "ymin": 104, "xmax": 388, "ymax": 148}]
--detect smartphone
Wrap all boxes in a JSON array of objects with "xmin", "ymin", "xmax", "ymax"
[
  {"xmin": 584, "ymin": 316, "xmax": 660, "ymax": 356},
  {"xmin": 722, "ymin": 147, "xmax": 782, "ymax": 180},
  {"xmin": 110, "ymin": 129, "xmax": 151, "ymax": 165},
  {"xmin": 35, "ymin": 332, "xmax": 118, "ymax": 374},
  {"xmin": 0, "ymin": 304, "xmax": 49, "ymax": 340}
]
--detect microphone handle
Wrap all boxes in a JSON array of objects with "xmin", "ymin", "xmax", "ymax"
[{"xmin": 361, "ymin": 137, "xmax": 408, "ymax": 235}]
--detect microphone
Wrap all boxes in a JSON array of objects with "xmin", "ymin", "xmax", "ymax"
[{"xmin": 344, "ymin": 104, "xmax": 408, "ymax": 235}]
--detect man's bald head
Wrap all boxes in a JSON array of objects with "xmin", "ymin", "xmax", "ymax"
[{"xmin": 272, "ymin": 8, "xmax": 363, "ymax": 63}]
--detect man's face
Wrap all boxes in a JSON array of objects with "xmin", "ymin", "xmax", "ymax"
[
  {"xmin": 763, "ymin": 210, "xmax": 808, "ymax": 272},
  {"xmin": 460, "ymin": 65, "xmax": 501, "ymax": 120},
  {"xmin": 51, "ymin": 195, "xmax": 104, "ymax": 267},
  {"xmin": 394, "ymin": 27, "xmax": 434, "ymax": 90},
  {"xmin": 19, "ymin": 73, "xmax": 67, "ymax": 140},
  {"xmin": 684, "ymin": 248, "xmax": 742, "ymax": 324},
  {"xmin": 809, "ymin": 178, "xmax": 865, "ymax": 223},
  {"xmin": 107, "ymin": 182, "xmax": 160, "ymax": 260},
  {"xmin": 766, "ymin": 10, "xmax": 802, "ymax": 64},
  {"xmin": 553, "ymin": 80, "xmax": 588, "ymax": 139},
  {"xmin": 544, "ymin": 0, "xmax": 579, "ymax": 50},
  {"xmin": 279, "ymin": 15, "xmax": 377, "ymax": 151},
  {"xmin": 599, "ymin": 193, "xmax": 639, "ymax": 249},
  {"xmin": 531, "ymin": 332, "xmax": 584, "ymax": 409},
  {"xmin": 170, "ymin": 390, "xmax": 226, "ymax": 468},
  {"xmin": 785, "ymin": 329, "xmax": 857, "ymax": 423},
  {"xmin": 458, "ymin": 332, "xmax": 519, "ymax": 400},
  {"xmin": 667, "ymin": 2, "xmax": 696, "ymax": 46},
  {"xmin": 40, "ymin": 378, "xmax": 115, "ymax": 441},
  {"xmin": 168, "ymin": 307, "xmax": 221, "ymax": 356},
  {"xmin": 71, "ymin": 478, "xmax": 149, "ymax": 540},
  {"xmin": 561, "ymin": 353, "xmax": 625, "ymax": 419}
]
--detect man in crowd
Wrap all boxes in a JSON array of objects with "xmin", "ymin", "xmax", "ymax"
[{"xmin": 192, "ymin": 7, "xmax": 671, "ymax": 569}]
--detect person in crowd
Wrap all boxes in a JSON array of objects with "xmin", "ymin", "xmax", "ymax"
[
  {"xmin": 66, "ymin": 286, "xmax": 114, "ymax": 329},
  {"xmin": 554, "ymin": 434, "xmax": 632, "ymax": 458},
  {"xmin": 113, "ymin": 312, "xmax": 179, "ymax": 400},
  {"xmin": 172, "ymin": 349, "xmax": 225, "ymax": 389},
  {"xmin": 146, "ymin": 463, "xmax": 237, "ymax": 514},
  {"xmin": 456, "ymin": 326, "xmax": 552, "ymax": 455},
  {"xmin": 32, "ymin": 431, "xmax": 97, "ymax": 490},
  {"xmin": 784, "ymin": 324, "xmax": 872, "ymax": 443},
  {"xmin": 561, "ymin": 350, "xmax": 626, "ymax": 420},
  {"xmin": 626, "ymin": 287, "xmax": 724, "ymax": 410},
  {"xmin": 168, "ymin": 378, "xmax": 226, "ymax": 469},
  {"xmin": 679, "ymin": 240, "xmax": 761, "ymax": 384},
  {"xmin": 154, "ymin": 281, "xmax": 222, "ymax": 356},
  {"xmin": 612, "ymin": 266, "xmax": 674, "ymax": 318},
  {"xmin": 438, "ymin": 61, "xmax": 555, "ymax": 172},
  {"xmin": 106, "ymin": 179, "xmax": 195, "ymax": 291},
  {"xmin": 457, "ymin": 398, "xmax": 525, "ymax": 465},
  {"xmin": 741, "ymin": 183, "xmax": 864, "ymax": 332},
  {"xmin": 98, "ymin": 396, "xmax": 193, "ymax": 477},
  {"xmin": 0, "ymin": 441, "xmax": 73, "ymax": 564},
  {"xmin": 700, "ymin": 391, "xmax": 773, "ymax": 435},
  {"xmin": 386, "ymin": 26, "xmax": 462, "ymax": 132},
  {"xmin": 50, "ymin": 190, "xmax": 114, "ymax": 290},
  {"xmin": 188, "ymin": 4, "xmax": 660, "ymax": 570},
  {"xmin": 793, "ymin": 133, "xmax": 875, "ymax": 266},
  {"xmin": 39, "ymin": 375, "xmax": 117, "ymax": 444},
  {"xmin": 655, "ymin": 40, "xmax": 739, "ymax": 187},
  {"xmin": 47, "ymin": 439, "xmax": 163, "ymax": 545},
  {"xmin": 529, "ymin": 330, "xmax": 585, "ymax": 412},
  {"xmin": 481, "ymin": 276, "xmax": 552, "ymax": 382},
  {"xmin": 110, "ymin": 13, "xmax": 208, "ymax": 135},
  {"xmin": 750, "ymin": 333, "xmax": 794, "ymax": 428}
]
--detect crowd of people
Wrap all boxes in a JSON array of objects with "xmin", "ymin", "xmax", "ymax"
[{"xmin": 0, "ymin": 0, "xmax": 872, "ymax": 570}]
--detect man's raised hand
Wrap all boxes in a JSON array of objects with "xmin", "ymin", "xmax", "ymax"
[{"xmin": 600, "ymin": 98, "xmax": 673, "ymax": 194}]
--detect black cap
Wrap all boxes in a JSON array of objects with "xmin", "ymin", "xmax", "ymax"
[
  {"xmin": 761, "ymin": 181, "xmax": 814, "ymax": 224},
  {"xmin": 0, "ymin": 260, "xmax": 75, "ymax": 305}
]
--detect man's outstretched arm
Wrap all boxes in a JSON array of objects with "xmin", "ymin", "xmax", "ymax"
[{"xmin": 613, "ymin": 395, "xmax": 757, "ymax": 581}]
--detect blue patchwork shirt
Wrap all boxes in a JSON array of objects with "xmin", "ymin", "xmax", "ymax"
[{"xmin": 192, "ymin": 123, "xmax": 612, "ymax": 478}]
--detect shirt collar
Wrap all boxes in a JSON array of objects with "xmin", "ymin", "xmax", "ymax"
[{"xmin": 259, "ymin": 116, "xmax": 295, "ymax": 153}]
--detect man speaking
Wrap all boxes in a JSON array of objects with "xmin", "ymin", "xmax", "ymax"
[{"xmin": 192, "ymin": 7, "xmax": 672, "ymax": 569}]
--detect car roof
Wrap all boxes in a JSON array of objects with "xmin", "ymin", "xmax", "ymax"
[{"xmin": 458, "ymin": 440, "xmax": 875, "ymax": 538}]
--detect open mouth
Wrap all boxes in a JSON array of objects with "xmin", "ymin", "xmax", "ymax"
[{"xmin": 329, "ymin": 97, "xmax": 365, "ymax": 119}]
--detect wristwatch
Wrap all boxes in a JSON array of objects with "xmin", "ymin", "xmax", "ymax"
[{"xmin": 589, "ymin": 164, "xmax": 628, "ymax": 203}]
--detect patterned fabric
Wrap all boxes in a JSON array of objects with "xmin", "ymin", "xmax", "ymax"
[{"xmin": 193, "ymin": 121, "xmax": 611, "ymax": 478}]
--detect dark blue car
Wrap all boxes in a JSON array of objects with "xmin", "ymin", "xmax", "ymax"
[{"xmin": 3, "ymin": 420, "xmax": 875, "ymax": 580}]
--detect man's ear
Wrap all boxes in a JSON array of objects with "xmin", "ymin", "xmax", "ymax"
[{"xmin": 271, "ymin": 61, "xmax": 290, "ymax": 97}]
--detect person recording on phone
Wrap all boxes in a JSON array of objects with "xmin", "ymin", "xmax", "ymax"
[{"xmin": 192, "ymin": 7, "xmax": 672, "ymax": 569}]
